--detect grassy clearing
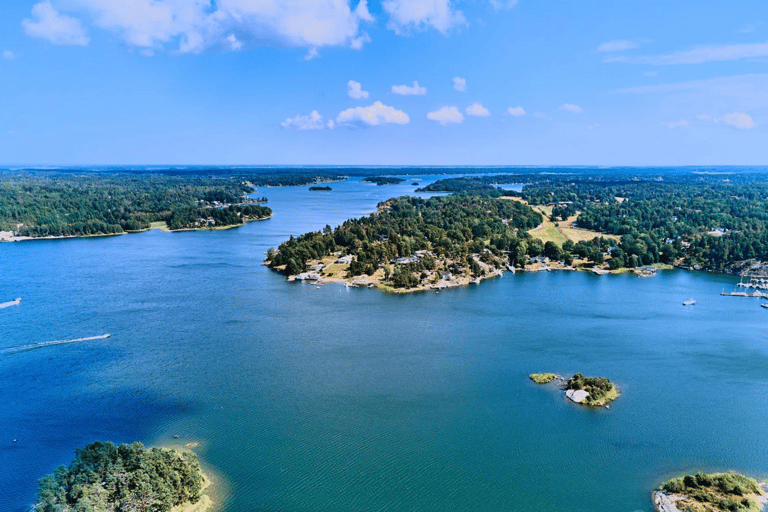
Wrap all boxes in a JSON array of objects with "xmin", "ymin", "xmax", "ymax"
[
  {"xmin": 150, "ymin": 221, "xmax": 170, "ymax": 231},
  {"xmin": 524, "ymin": 204, "xmax": 612, "ymax": 246},
  {"xmin": 529, "ymin": 373, "xmax": 557, "ymax": 384}
]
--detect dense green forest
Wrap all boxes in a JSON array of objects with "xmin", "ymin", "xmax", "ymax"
[
  {"xmin": 35, "ymin": 441, "xmax": 204, "ymax": 512},
  {"xmin": 413, "ymin": 173, "xmax": 768, "ymax": 272},
  {"xmin": 0, "ymin": 173, "xmax": 271, "ymax": 237},
  {"xmin": 266, "ymin": 194, "xmax": 543, "ymax": 287}
]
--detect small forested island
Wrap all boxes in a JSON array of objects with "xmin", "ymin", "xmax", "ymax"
[
  {"xmin": 362, "ymin": 176, "xmax": 405, "ymax": 185},
  {"xmin": 653, "ymin": 472, "xmax": 767, "ymax": 512},
  {"xmin": 309, "ymin": 185, "xmax": 332, "ymax": 191},
  {"xmin": 565, "ymin": 373, "xmax": 619, "ymax": 406},
  {"xmin": 34, "ymin": 441, "xmax": 210, "ymax": 512},
  {"xmin": 530, "ymin": 372, "xmax": 619, "ymax": 407}
]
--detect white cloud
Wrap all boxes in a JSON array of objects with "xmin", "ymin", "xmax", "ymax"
[
  {"xmin": 427, "ymin": 106, "xmax": 463, "ymax": 125},
  {"xmin": 391, "ymin": 80, "xmax": 427, "ymax": 96},
  {"xmin": 489, "ymin": 0, "xmax": 518, "ymax": 10},
  {"xmin": 327, "ymin": 119, "xmax": 335, "ymax": 129},
  {"xmin": 720, "ymin": 112, "xmax": 756, "ymax": 129},
  {"xmin": 382, "ymin": 0, "xmax": 467, "ymax": 35},
  {"xmin": 466, "ymin": 102, "xmax": 490, "ymax": 116},
  {"xmin": 347, "ymin": 80, "xmax": 369, "ymax": 99},
  {"xmin": 560, "ymin": 103, "xmax": 584, "ymax": 113},
  {"xmin": 507, "ymin": 106, "xmax": 526, "ymax": 116},
  {"xmin": 26, "ymin": 0, "xmax": 374, "ymax": 53},
  {"xmin": 226, "ymin": 34, "xmax": 242, "ymax": 50},
  {"xmin": 668, "ymin": 119, "xmax": 688, "ymax": 128},
  {"xmin": 281, "ymin": 110, "xmax": 326, "ymax": 130},
  {"xmin": 2, "ymin": 50, "xmax": 15, "ymax": 60},
  {"xmin": 596, "ymin": 39, "xmax": 641, "ymax": 53},
  {"xmin": 533, "ymin": 112, "xmax": 551, "ymax": 120},
  {"xmin": 336, "ymin": 101, "xmax": 410, "ymax": 127},
  {"xmin": 453, "ymin": 76, "xmax": 466, "ymax": 92},
  {"xmin": 605, "ymin": 40, "xmax": 768, "ymax": 65},
  {"xmin": 22, "ymin": 1, "xmax": 89, "ymax": 46}
]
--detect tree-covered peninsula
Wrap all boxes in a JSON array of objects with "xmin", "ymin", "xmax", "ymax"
[
  {"xmin": 266, "ymin": 194, "xmax": 543, "ymax": 290},
  {"xmin": 654, "ymin": 472, "xmax": 767, "ymax": 512},
  {"xmin": 35, "ymin": 441, "xmax": 208, "ymax": 512},
  {"xmin": 0, "ymin": 172, "xmax": 271, "ymax": 239}
]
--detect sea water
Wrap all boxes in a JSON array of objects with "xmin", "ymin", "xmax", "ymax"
[{"xmin": 1, "ymin": 175, "xmax": 767, "ymax": 512}]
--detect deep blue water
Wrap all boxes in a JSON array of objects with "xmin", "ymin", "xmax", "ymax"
[{"xmin": 1, "ymin": 176, "xmax": 767, "ymax": 512}]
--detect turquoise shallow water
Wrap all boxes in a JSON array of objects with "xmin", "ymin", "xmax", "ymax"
[{"xmin": 1, "ymin": 176, "xmax": 767, "ymax": 512}]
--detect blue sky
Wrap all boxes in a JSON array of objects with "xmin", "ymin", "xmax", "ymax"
[{"xmin": 0, "ymin": 0, "xmax": 767, "ymax": 165}]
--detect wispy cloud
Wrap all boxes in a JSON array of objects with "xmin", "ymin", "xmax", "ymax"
[
  {"xmin": 605, "ymin": 40, "xmax": 768, "ymax": 65},
  {"xmin": 281, "ymin": 110, "xmax": 326, "ymax": 130},
  {"xmin": 596, "ymin": 39, "xmax": 642, "ymax": 53},
  {"xmin": 560, "ymin": 103, "xmax": 584, "ymax": 113},
  {"xmin": 22, "ymin": 1, "xmax": 89, "ymax": 46},
  {"xmin": 507, "ymin": 106, "xmax": 526, "ymax": 116},
  {"xmin": 347, "ymin": 80, "xmax": 369, "ymax": 100},
  {"xmin": 453, "ymin": 77, "xmax": 466, "ymax": 92},
  {"xmin": 721, "ymin": 112, "xmax": 756, "ymax": 129},
  {"xmin": 615, "ymin": 73, "xmax": 768, "ymax": 97},
  {"xmin": 2, "ymin": 50, "xmax": 15, "ymax": 60},
  {"xmin": 427, "ymin": 106, "xmax": 463, "ymax": 125},
  {"xmin": 336, "ymin": 101, "xmax": 410, "ymax": 127},
  {"xmin": 533, "ymin": 112, "xmax": 551, "ymax": 120},
  {"xmin": 466, "ymin": 103, "xmax": 490, "ymax": 116},
  {"xmin": 737, "ymin": 22, "xmax": 764, "ymax": 34},
  {"xmin": 489, "ymin": 0, "xmax": 518, "ymax": 10},
  {"xmin": 668, "ymin": 119, "xmax": 688, "ymax": 129},
  {"xmin": 391, "ymin": 81, "xmax": 427, "ymax": 96},
  {"xmin": 382, "ymin": 0, "xmax": 467, "ymax": 35}
]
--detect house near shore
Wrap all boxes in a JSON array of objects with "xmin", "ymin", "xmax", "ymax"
[
  {"xmin": 295, "ymin": 272, "xmax": 322, "ymax": 281},
  {"xmin": 336, "ymin": 255, "xmax": 354, "ymax": 264}
]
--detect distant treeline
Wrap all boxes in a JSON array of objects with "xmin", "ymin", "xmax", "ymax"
[
  {"xmin": 35, "ymin": 441, "xmax": 203, "ymax": 512},
  {"xmin": 0, "ymin": 173, "xmax": 271, "ymax": 237}
]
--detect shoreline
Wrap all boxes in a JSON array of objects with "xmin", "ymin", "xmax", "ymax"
[
  {"xmin": 160, "ymin": 444, "xmax": 221, "ymax": 512},
  {"xmin": 0, "ymin": 214, "xmax": 272, "ymax": 242},
  {"xmin": 652, "ymin": 475, "xmax": 768, "ymax": 512},
  {"xmin": 278, "ymin": 254, "xmax": 681, "ymax": 294}
]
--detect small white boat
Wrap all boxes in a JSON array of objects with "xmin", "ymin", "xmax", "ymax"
[
  {"xmin": 683, "ymin": 298, "xmax": 696, "ymax": 306},
  {"xmin": 761, "ymin": 303, "xmax": 768, "ymax": 309}
]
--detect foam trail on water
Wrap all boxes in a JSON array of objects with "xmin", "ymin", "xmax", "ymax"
[{"xmin": 2, "ymin": 334, "xmax": 110, "ymax": 354}]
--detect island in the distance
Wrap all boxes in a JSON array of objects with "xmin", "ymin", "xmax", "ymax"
[
  {"xmin": 34, "ymin": 441, "xmax": 211, "ymax": 512},
  {"xmin": 309, "ymin": 185, "xmax": 332, "ymax": 191},
  {"xmin": 653, "ymin": 472, "xmax": 767, "ymax": 512},
  {"xmin": 362, "ymin": 176, "xmax": 405, "ymax": 185},
  {"xmin": 530, "ymin": 372, "xmax": 619, "ymax": 407}
]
